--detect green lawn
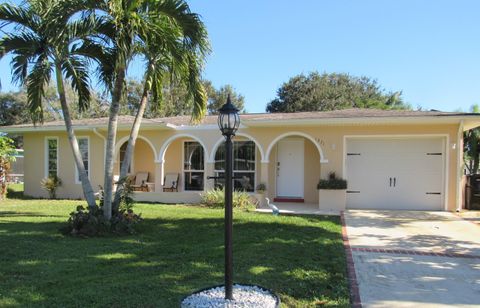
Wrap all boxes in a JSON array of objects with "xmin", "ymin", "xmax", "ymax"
[{"xmin": 0, "ymin": 186, "xmax": 349, "ymax": 307}]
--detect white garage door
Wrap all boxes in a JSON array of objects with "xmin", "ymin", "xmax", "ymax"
[{"xmin": 346, "ymin": 137, "xmax": 445, "ymax": 210}]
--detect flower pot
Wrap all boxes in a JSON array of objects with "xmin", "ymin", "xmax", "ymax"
[
  {"xmin": 318, "ymin": 189, "xmax": 346, "ymax": 211},
  {"xmin": 254, "ymin": 193, "xmax": 265, "ymax": 207}
]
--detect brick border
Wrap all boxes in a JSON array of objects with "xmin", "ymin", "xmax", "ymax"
[
  {"xmin": 340, "ymin": 211, "xmax": 362, "ymax": 308},
  {"xmin": 351, "ymin": 247, "xmax": 480, "ymax": 259}
]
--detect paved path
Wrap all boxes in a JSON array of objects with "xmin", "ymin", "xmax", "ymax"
[{"xmin": 343, "ymin": 210, "xmax": 480, "ymax": 308}]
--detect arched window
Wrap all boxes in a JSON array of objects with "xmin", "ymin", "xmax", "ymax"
[{"xmin": 214, "ymin": 141, "xmax": 255, "ymax": 192}]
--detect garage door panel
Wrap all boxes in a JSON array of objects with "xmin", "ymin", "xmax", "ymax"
[{"xmin": 346, "ymin": 137, "xmax": 445, "ymax": 211}]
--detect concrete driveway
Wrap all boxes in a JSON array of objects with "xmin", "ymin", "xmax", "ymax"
[{"xmin": 343, "ymin": 210, "xmax": 480, "ymax": 308}]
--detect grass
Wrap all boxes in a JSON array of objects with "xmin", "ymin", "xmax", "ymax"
[{"xmin": 0, "ymin": 185, "xmax": 349, "ymax": 307}]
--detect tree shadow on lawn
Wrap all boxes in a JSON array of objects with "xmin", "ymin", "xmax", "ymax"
[{"xmin": 0, "ymin": 214, "xmax": 349, "ymax": 307}]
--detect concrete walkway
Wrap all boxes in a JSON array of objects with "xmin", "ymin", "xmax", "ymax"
[{"xmin": 343, "ymin": 210, "xmax": 480, "ymax": 308}]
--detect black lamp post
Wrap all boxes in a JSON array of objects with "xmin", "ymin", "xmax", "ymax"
[{"xmin": 217, "ymin": 94, "xmax": 240, "ymax": 300}]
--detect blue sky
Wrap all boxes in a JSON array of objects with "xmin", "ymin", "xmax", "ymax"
[{"xmin": 1, "ymin": 0, "xmax": 480, "ymax": 113}]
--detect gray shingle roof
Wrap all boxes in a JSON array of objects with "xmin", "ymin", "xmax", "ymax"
[{"xmin": 1, "ymin": 108, "xmax": 477, "ymax": 130}]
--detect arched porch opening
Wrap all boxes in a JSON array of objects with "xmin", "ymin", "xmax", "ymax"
[
  {"xmin": 114, "ymin": 137, "xmax": 156, "ymax": 191},
  {"xmin": 265, "ymin": 132, "xmax": 323, "ymax": 204},
  {"xmin": 159, "ymin": 134, "xmax": 207, "ymax": 192},
  {"xmin": 211, "ymin": 135, "xmax": 263, "ymax": 192}
]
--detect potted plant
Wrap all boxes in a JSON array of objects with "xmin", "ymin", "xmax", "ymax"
[
  {"xmin": 317, "ymin": 172, "xmax": 347, "ymax": 211},
  {"xmin": 254, "ymin": 183, "xmax": 267, "ymax": 207}
]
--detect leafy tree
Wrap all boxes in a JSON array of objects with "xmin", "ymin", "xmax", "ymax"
[
  {"xmin": 464, "ymin": 104, "xmax": 480, "ymax": 174},
  {"xmin": 0, "ymin": 0, "xmax": 104, "ymax": 208},
  {"xmin": 266, "ymin": 72, "xmax": 409, "ymax": 113},
  {"xmin": 204, "ymin": 80, "xmax": 245, "ymax": 114},
  {"xmin": 0, "ymin": 135, "xmax": 16, "ymax": 199}
]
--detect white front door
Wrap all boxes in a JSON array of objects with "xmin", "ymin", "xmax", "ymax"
[
  {"xmin": 346, "ymin": 137, "xmax": 445, "ymax": 210},
  {"xmin": 276, "ymin": 139, "xmax": 304, "ymax": 198}
]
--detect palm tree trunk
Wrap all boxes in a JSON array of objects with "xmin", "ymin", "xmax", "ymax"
[
  {"xmin": 55, "ymin": 64, "xmax": 96, "ymax": 209},
  {"xmin": 112, "ymin": 85, "xmax": 149, "ymax": 212},
  {"xmin": 102, "ymin": 67, "xmax": 125, "ymax": 220}
]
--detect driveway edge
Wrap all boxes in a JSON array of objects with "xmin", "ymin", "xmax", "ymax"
[{"xmin": 340, "ymin": 211, "xmax": 362, "ymax": 308}]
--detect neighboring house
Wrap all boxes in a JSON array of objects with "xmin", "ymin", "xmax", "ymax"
[{"xmin": 2, "ymin": 109, "xmax": 480, "ymax": 211}]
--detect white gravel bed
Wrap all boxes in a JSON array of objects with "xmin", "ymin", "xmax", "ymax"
[{"xmin": 181, "ymin": 284, "xmax": 278, "ymax": 308}]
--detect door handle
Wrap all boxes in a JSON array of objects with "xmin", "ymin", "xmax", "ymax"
[
  {"xmin": 389, "ymin": 177, "xmax": 392, "ymax": 187},
  {"xmin": 393, "ymin": 177, "xmax": 396, "ymax": 187}
]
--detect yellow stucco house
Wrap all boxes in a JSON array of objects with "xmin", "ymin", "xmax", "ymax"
[{"xmin": 2, "ymin": 108, "xmax": 480, "ymax": 212}]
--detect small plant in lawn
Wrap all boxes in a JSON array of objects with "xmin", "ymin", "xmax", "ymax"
[
  {"xmin": 41, "ymin": 175, "xmax": 62, "ymax": 199},
  {"xmin": 201, "ymin": 188, "xmax": 256, "ymax": 211},
  {"xmin": 61, "ymin": 181, "xmax": 142, "ymax": 236}
]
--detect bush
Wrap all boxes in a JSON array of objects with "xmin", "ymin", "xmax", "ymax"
[
  {"xmin": 61, "ymin": 181, "xmax": 142, "ymax": 237},
  {"xmin": 61, "ymin": 205, "xmax": 142, "ymax": 237},
  {"xmin": 317, "ymin": 172, "xmax": 347, "ymax": 190},
  {"xmin": 41, "ymin": 175, "xmax": 62, "ymax": 199},
  {"xmin": 201, "ymin": 188, "xmax": 256, "ymax": 211}
]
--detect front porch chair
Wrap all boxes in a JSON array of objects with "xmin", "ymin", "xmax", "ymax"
[
  {"xmin": 131, "ymin": 172, "xmax": 149, "ymax": 192},
  {"xmin": 163, "ymin": 173, "xmax": 179, "ymax": 192}
]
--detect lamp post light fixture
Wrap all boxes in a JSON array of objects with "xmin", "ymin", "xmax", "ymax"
[{"xmin": 217, "ymin": 94, "xmax": 240, "ymax": 300}]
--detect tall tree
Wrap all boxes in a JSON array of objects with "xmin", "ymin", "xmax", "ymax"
[
  {"xmin": 204, "ymin": 81, "xmax": 245, "ymax": 114},
  {"xmin": 266, "ymin": 72, "xmax": 409, "ymax": 113},
  {"xmin": 0, "ymin": 0, "xmax": 102, "ymax": 209},
  {"xmin": 112, "ymin": 1, "xmax": 209, "ymax": 213},
  {"xmin": 88, "ymin": 0, "xmax": 209, "ymax": 219},
  {"xmin": 464, "ymin": 104, "xmax": 480, "ymax": 174},
  {"xmin": 0, "ymin": 135, "xmax": 16, "ymax": 199}
]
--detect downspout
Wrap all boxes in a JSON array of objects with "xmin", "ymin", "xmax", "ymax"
[
  {"xmin": 93, "ymin": 128, "xmax": 107, "ymax": 165},
  {"xmin": 456, "ymin": 120, "xmax": 464, "ymax": 212}
]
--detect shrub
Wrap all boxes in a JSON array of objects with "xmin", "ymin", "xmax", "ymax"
[
  {"xmin": 201, "ymin": 188, "xmax": 256, "ymax": 211},
  {"xmin": 317, "ymin": 172, "xmax": 347, "ymax": 190},
  {"xmin": 256, "ymin": 183, "xmax": 266, "ymax": 193},
  {"xmin": 61, "ymin": 182, "xmax": 142, "ymax": 237},
  {"xmin": 61, "ymin": 205, "xmax": 142, "ymax": 237},
  {"xmin": 41, "ymin": 175, "xmax": 62, "ymax": 199}
]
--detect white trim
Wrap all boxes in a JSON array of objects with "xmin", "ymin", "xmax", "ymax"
[
  {"xmin": 265, "ymin": 131, "xmax": 327, "ymax": 163},
  {"xmin": 343, "ymin": 134, "xmax": 449, "ymax": 211},
  {"xmin": 75, "ymin": 136, "xmax": 91, "ymax": 184},
  {"xmin": 114, "ymin": 135, "xmax": 157, "ymax": 163},
  {"xmin": 208, "ymin": 132, "xmax": 265, "ymax": 163},
  {"xmin": 44, "ymin": 136, "xmax": 59, "ymax": 178},
  {"xmin": 182, "ymin": 140, "xmax": 206, "ymax": 192},
  {"xmin": 158, "ymin": 133, "xmax": 208, "ymax": 162}
]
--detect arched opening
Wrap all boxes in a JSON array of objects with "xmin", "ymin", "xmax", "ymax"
[
  {"xmin": 160, "ymin": 135, "xmax": 207, "ymax": 192},
  {"xmin": 212, "ymin": 137, "xmax": 262, "ymax": 192},
  {"xmin": 266, "ymin": 133, "xmax": 322, "ymax": 204},
  {"xmin": 114, "ymin": 138, "xmax": 156, "ymax": 191}
]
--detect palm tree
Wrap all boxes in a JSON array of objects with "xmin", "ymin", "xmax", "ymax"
[
  {"xmin": 113, "ymin": 40, "xmax": 207, "ymax": 212},
  {"xmin": 91, "ymin": 0, "xmax": 209, "ymax": 219},
  {"xmin": 0, "ymin": 0, "xmax": 101, "ymax": 209}
]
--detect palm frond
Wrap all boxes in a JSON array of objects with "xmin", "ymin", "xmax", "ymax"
[
  {"xmin": 0, "ymin": 2, "xmax": 40, "ymax": 32},
  {"xmin": 26, "ymin": 56, "xmax": 52, "ymax": 123},
  {"xmin": 62, "ymin": 55, "xmax": 91, "ymax": 112}
]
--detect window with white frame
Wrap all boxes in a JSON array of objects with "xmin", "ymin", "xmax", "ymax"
[
  {"xmin": 183, "ymin": 141, "xmax": 204, "ymax": 191},
  {"xmin": 214, "ymin": 141, "xmax": 255, "ymax": 192},
  {"xmin": 76, "ymin": 137, "xmax": 89, "ymax": 182},
  {"xmin": 46, "ymin": 138, "xmax": 58, "ymax": 177}
]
